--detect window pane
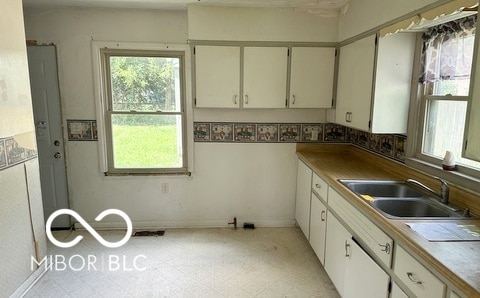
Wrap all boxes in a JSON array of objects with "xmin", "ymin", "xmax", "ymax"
[
  {"xmin": 423, "ymin": 99, "xmax": 467, "ymax": 159},
  {"xmin": 109, "ymin": 56, "xmax": 181, "ymax": 112},
  {"xmin": 425, "ymin": 35, "xmax": 475, "ymax": 96},
  {"xmin": 111, "ymin": 114, "xmax": 183, "ymax": 169}
]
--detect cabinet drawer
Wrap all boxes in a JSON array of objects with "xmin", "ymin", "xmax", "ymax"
[
  {"xmin": 329, "ymin": 188, "xmax": 393, "ymax": 267},
  {"xmin": 394, "ymin": 245, "xmax": 446, "ymax": 298},
  {"xmin": 312, "ymin": 173, "xmax": 328, "ymax": 200}
]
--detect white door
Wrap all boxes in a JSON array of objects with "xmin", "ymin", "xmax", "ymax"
[
  {"xmin": 243, "ymin": 46, "xmax": 288, "ymax": 108},
  {"xmin": 194, "ymin": 45, "xmax": 240, "ymax": 108},
  {"xmin": 27, "ymin": 45, "xmax": 70, "ymax": 228}
]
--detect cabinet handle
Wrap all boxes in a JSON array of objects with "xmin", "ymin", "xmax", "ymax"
[
  {"xmin": 345, "ymin": 240, "xmax": 351, "ymax": 257},
  {"xmin": 321, "ymin": 210, "xmax": 326, "ymax": 222},
  {"xmin": 292, "ymin": 94, "xmax": 296, "ymax": 104},
  {"xmin": 406, "ymin": 272, "xmax": 422, "ymax": 285},
  {"xmin": 245, "ymin": 94, "xmax": 249, "ymax": 104},
  {"xmin": 379, "ymin": 243, "xmax": 391, "ymax": 254},
  {"xmin": 315, "ymin": 183, "xmax": 321, "ymax": 189},
  {"xmin": 233, "ymin": 95, "xmax": 238, "ymax": 105}
]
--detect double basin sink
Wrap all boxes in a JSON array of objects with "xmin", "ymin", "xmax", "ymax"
[{"xmin": 339, "ymin": 179, "xmax": 470, "ymax": 219}]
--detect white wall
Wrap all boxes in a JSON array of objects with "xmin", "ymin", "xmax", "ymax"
[
  {"xmin": 188, "ymin": 5, "xmax": 338, "ymax": 42},
  {"xmin": 0, "ymin": 0, "xmax": 46, "ymax": 296},
  {"xmin": 23, "ymin": 6, "xmax": 333, "ymax": 229},
  {"xmin": 338, "ymin": 0, "xmax": 441, "ymax": 40}
]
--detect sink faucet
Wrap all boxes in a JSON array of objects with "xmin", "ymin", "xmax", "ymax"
[{"xmin": 406, "ymin": 177, "xmax": 450, "ymax": 204}]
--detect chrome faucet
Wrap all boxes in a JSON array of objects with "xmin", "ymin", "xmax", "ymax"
[{"xmin": 406, "ymin": 177, "xmax": 450, "ymax": 204}]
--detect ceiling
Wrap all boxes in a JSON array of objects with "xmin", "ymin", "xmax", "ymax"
[{"xmin": 22, "ymin": 0, "xmax": 351, "ymax": 12}]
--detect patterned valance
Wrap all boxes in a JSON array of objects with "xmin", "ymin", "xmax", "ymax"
[{"xmin": 420, "ymin": 15, "xmax": 477, "ymax": 83}]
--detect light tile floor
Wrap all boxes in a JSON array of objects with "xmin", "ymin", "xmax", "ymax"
[{"xmin": 25, "ymin": 228, "xmax": 339, "ymax": 297}]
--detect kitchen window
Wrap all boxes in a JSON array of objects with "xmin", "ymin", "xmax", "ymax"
[
  {"xmin": 416, "ymin": 15, "xmax": 480, "ymax": 176},
  {"xmin": 96, "ymin": 46, "xmax": 189, "ymax": 175}
]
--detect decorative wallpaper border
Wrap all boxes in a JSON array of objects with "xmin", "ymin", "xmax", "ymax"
[
  {"xmin": 348, "ymin": 128, "xmax": 407, "ymax": 163},
  {"xmin": 0, "ymin": 137, "xmax": 38, "ymax": 171},
  {"xmin": 67, "ymin": 120, "xmax": 98, "ymax": 141},
  {"xmin": 194, "ymin": 122, "xmax": 348, "ymax": 143},
  {"xmin": 194, "ymin": 122, "xmax": 407, "ymax": 163}
]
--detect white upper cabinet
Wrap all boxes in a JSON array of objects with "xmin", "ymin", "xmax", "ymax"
[
  {"xmin": 194, "ymin": 45, "xmax": 240, "ymax": 108},
  {"xmin": 335, "ymin": 33, "xmax": 415, "ymax": 133},
  {"xmin": 335, "ymin": 34, "xmax": 376, "ymax": 131},
  {"xmin": 464, "ymin": 28, "xmax": 480, "ymax": 162},
  {"xmin": 289, "ymin": 47, "xmax": 336, "ymax": 108},
  {"xmin": 194, "ymin": 44, "xmax": 335, "ymax": 109},
  {"xmin": 243, "ymin": 46, "xmax": 288, "ymax": 108}
]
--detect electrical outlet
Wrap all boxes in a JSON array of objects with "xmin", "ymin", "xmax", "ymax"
[{"xmin": 162, "ymin": 183, "xmax": 169, "ymax": 194}]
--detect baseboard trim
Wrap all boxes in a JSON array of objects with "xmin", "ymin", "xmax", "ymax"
[
  {"xmin": 11, "ymin": 266, "xmax": 47, "ymax": 298},
  {"xmin": 74, "ymin": 219, "xmax": 296, "ymax": 230}
]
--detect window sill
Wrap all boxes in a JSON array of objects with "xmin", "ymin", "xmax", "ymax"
[
  {"xmin": 104, "ymin": 171, "xmax": 192, "ymax": 177},
  {"xmin": 405, "ymin": 157, "xmax": 480, "ymax": 194}
]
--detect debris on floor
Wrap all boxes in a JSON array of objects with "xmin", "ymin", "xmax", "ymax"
[{"xmin": 132, "ymin": 230, "xmax": 165, "ymax": 236}]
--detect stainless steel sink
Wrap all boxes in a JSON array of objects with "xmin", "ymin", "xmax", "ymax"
[
  {"xmin": 338, "ymin": 179, "xmax": 466, "ymax": 219},
  {"xmin": 339, "ymin": 180, "xmax": 424, "ymax": 198},
  {"xmin": 371, "ymin": 198, "xmax": 454, "ymax": 218}
]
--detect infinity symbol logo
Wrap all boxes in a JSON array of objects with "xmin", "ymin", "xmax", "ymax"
[{"xmin": 46, "ymin": 209, "xmax": 132, "ymax": 248}]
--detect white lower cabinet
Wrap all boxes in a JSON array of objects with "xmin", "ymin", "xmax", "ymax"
[
  {"xmin": 391, "ymin": 282, "xmax": 408, "ymax": 298},
  {"xmin": 344, "ymin": 237, "xmax": 390, "ymax": 298},
  {"xmin": 325, "ymin": 213, "xmax": 351, "ymax": 297},
  {"xmin": 394, "ymin": 245, "xmax": 446, "ymax": 298},
  {"xmin": 309, "ymin": 192, "xmax": 327, "ymax": 265},
  {"xmin": 325, "ymin": 213, "xmax": 390, "ymax": 297},
  {"xmin": 295, "ymin": 160, "xmax": 312, "ymax": 239}
]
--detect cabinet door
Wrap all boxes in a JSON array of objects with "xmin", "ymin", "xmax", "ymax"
[
  {"xmin": 391, "ymin": 282, "xmax": 408, "ymax": 298},
  {"xmin": 295, "ymin": 160, "xmax": 312, "ymax": 239},
  {"xmin": 309, "ymin": 192, "xmax": 327, "ymax": 265},
  {"xmin": 335, "ymin": 34, "xmax": 376, "ymax": 131},
  {"xmin": 243, "ymin": 47, "xmax": 288, "ymax": 108},
  {"xmin": 344, "ymin": 238, "xmax": 390, "ymax": 298},
  {"xmin": 371, "ymin": 33, "xmax": 415, "ymax": 134},
  {"xmin": 290, "ymin": 47, "xmax": 335, "ymax": 108},
  {"xmin": 324, "ymin": 213, "xmax": 351, "ymax": 297},
  {"xmin": 194, "ymin": 45, "xmax": 240, "ymax": 108}
]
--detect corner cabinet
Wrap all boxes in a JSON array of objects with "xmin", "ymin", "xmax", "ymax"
[
  {"xmin": 289, "ymin": 47, "xmax": 336, "ymax": 108},
  {"xmin": 335, "ymin": 32, "xmax": 416, "ymax": 133}
]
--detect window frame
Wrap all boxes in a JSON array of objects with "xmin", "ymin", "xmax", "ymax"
[
  {"xmin": 407, "ymin": 24, "xmax": 480, "ymax": 191},
  {"xmin": 92, "ymin": 42, "xmax": 192, "ymax": 176}
]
